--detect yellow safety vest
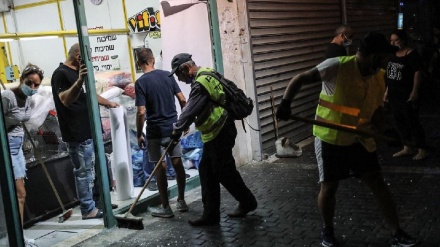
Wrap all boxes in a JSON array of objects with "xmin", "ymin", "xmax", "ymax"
[
  {"xmin": 194, "ymin": 67, "xmax": 228, "ymax": 143},
  {"xmin": 313, "ymin": 56, "xmax": 385, "ymax": 151}
]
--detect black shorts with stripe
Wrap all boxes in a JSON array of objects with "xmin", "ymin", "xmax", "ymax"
[{"xmin": 315, "ymin": 138, "xmax": 381, "ymax": 182}]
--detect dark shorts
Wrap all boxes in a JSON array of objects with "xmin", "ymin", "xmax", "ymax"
[
  {"xmin": 147, "ymin": 137, "xmax": 182, "ymax": 162},
  {"xmin": 314, "ymin": 138, "xmax": 381, "ymax": 182}
]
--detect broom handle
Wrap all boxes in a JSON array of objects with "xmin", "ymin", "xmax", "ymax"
[
  {"xmin": 289, "ymin": 115, "xmax": 396, "ymax": 143},
  {"xmin": 23, "ymin": 124, "xmax": 66, "ymax": 211},
  {"xmin": 124, "ymin": 140, "xmax": 175, "ymax": 217}
]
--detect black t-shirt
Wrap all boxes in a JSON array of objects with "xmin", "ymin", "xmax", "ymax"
[
  {"xmin": 324, "ymin": 43, "xmax": 347, "ymax": 59},
  {"xmin": 386, "ymin": 51, "xmax": 422, "ymax": 102},
  {"xmin": 51, "ymin": 63, "xmax": 92, "ymax": 142},
  {"xmin": 134, "ymin": 69, "xmax": 181, "ymax": 139}
]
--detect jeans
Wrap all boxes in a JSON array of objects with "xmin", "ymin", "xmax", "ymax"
[
  {"xmin": 8, "ymin": 135, "xmax": 26, "ymax": 179},
  {"xmin": 67, "ymin": 139, "xmax": 96, "ymax": 215}
]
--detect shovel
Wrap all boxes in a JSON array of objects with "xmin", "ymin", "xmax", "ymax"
[{"xmin": 270, "ymin": 87, "xmax": 302, "ymax": 158}]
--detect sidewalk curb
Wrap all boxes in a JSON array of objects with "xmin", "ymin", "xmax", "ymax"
[{"xmin": 112, "ymin": 175, "xmax": 201, "ymax": 216}]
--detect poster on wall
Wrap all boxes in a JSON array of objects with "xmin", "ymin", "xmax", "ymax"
[{"xmin": 128, "ymin": 5, "xmax": 162, "ymax": 72}]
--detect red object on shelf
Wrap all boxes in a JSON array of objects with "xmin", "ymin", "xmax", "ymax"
[{"xmin": 49, "ymin": 109, "xmax": 57, "ymax": 117}]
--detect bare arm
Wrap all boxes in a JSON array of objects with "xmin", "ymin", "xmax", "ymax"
[
  {"xmin": 176, "ymin": 92, "xmax": 187, "ymax": 110},
  {"xmin": 282, "ymin": 67, "xmax": 322, "ymax": 101},
  {"xmin": 276, "ymin": 67, "xmax": 322, "ymax": 121},
  {"xmin": 59, "ymin": 64, "xmax": 87, "ymax": 107},
  {"xmin": 97, "ymin": 95, "xmax": 119, "ymax": 108},
  {"xmin": 409, "ymin": 70, "xmax": 422, "ymax": 101},
  {"xmin": 136, "ymin": 106, "xmax": 146, "ymax": 148}
]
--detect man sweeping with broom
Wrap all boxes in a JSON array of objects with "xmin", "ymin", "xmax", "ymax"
[
  {"xmin": 134, "ymin": 48, "xmax": 189, "ymax": 218},
  {"xmin": 276, "ymin": 32, "xmax": 418, "ymax": 247}
]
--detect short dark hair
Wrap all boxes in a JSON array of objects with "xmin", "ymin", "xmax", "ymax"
[
  {"xmin": 334, "ymin": 25, "xmax": 352, "ymax": 36},
  {"xmin": 136, "ymin": 48, "xmax": 155, "ymax": 65},
  {"xmin": 358, "ymin": 32, "xmax": 398, "ymax": 56}
]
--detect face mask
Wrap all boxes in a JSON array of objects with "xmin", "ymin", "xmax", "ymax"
[
  {"xmin": 21, "ymin": 84, "xmax": 38, "ymax": 96},
  {"xmin": 342, "ymin": 36, "xmax": 352, "ymax": 47},
  {"xmin": 185, "ymin": 76, "xmax": 193, "ymax": 85}
]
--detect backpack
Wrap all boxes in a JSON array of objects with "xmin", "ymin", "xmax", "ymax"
[{"xmin": 198, "ymin": 71, "xmax": 254, "ymax": 120}]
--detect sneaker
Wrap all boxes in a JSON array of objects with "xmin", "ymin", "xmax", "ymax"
[
  {"xmin": 391, "ymin": 229, "xmax": 418, "ymax": 247},
  {"xmin": 176, "ymin": 199, "xmax": 189, "ymax": 212},
  {"xmin": 147, "ymin": 181, "xmax": 158, "ymax": 191},
  {"xmin": 321, "ymin": 226, "xmax": 337, "ymax": 247},
  {"xmin": 150, "ymin": 205, "xmax": 174, "ymax": 218}
]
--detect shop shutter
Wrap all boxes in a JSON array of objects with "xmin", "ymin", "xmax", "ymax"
[
  {"xmin": 246, "ymin": 0, "xmax": 342, "ymax": 154},
  {"xmin": 346, "ymin": 0, "xmax": 398, "ymax": 54}
]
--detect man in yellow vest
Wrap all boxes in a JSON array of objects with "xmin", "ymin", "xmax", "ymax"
[
  {"xmin": 169, "ymin": 53, "xmax": 257, "ymax": 226},
  {"xmin": 276, "ymin": 32, "xmax": 418, "ymax": 247}
]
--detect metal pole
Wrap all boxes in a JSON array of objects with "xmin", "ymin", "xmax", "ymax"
[
  {"xmin": 0, "ymin": 94, "xmax": 24, "ymax": 246},
  {"xmin": 72, "ymin": 0, "xmax": 116, "ymax": 228},
  {"xmin": 208, "ymin": 0, "xmax": 224, "ymax": 74}
]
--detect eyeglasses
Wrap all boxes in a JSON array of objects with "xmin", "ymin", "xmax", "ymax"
[{"xmin": 21, "ymin": 66, "xmax": 44, "ymax": 78}]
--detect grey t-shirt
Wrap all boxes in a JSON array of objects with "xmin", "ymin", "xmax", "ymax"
[{"xmin": 1, "ymin": 89, "xmax": 34, "ymax": 136}]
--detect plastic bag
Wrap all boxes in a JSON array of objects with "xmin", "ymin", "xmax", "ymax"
[
  {"xmin": 181, "ymin": 148, "xmax": 203, "ymax": 169},
  {"xmin": 25, "ymin": 86, "xmax": 55, "ymax": 131},
  {"xmin": 181, "ymin": 131, "xmax": 203, "ymax": 149}
]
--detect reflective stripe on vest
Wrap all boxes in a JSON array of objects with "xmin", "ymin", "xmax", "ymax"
[
  {"xmin": 313, "ymin": 56, "xmax": 385, "ymax": 150},
  {"xmin": 194, "ymin": 67, "xmax": 228, "ymax": 143}
]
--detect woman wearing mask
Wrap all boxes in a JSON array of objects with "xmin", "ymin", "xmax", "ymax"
[
  {"xmin": 1, "ymin": 63, "xmax": 43, "ymax": 246},
  {"xmin": 384, "ymin": 30, "xmax": 428, "ymax": 160}
]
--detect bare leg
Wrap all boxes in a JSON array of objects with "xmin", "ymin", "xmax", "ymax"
[
  {"xmin": 155, "ymin": 161, "xmax": 169, "ymax": 208},
  {"xmin": 362, "ymin": 172, "xmax": 399, "ymax": 234},
  {"xmin": 318, "ymin": 181, "xmax": 339, "ymax": 227},
  {"xmin": 171, "ymin": 157, "xmax": 186, "ymax": 201},
  {"xmin": 15, "ymin": 178, "xmax": 26, "ymax": 227}
]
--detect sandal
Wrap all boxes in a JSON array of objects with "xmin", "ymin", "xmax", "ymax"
[{"xmin": 82, "ymin": 208, "xmax": 103, "ymax": 220}]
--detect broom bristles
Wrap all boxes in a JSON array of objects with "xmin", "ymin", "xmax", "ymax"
[
  {"xmin": 115, "ymin": 213, "xmax": 144, "ymax": 230},
  {"xmin": 58, "ymin": 208, "xmax": 73, "ymax": 223}
]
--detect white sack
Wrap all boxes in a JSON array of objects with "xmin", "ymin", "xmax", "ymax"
[{"xmin": 109, "ymin": 107, "xmax": 134, "ymax": 201}]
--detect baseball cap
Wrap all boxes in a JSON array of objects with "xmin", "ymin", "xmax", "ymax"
[
  {"xmin": 358, "ymin": 32, "xmax": 398, "ymax": 55},
  {"xmin": 169, "ymin": 53, "xmax": 192, "ymax": 77}
]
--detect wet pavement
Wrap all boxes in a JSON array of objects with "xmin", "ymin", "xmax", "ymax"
[{"xmin": 70, "ymin": 100, "xmax": 440, "ymax": 247}]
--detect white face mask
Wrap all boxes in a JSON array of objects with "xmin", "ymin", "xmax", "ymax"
[
  {"xmin": 21, "ymin": 84, "xmax": 38, "ymax": 96},
  {"xmin": 342, "ymin": 34, "xmax": 353, "ymax": 47}
]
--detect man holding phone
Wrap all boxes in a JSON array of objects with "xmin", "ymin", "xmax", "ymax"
[{"xmin": 51, "ymin": 43, "xmax": 118, "ymax": 220}]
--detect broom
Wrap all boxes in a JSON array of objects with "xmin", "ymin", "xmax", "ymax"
[
  {"xmin": 115, "ymin": 140, "xmax": 175, "ymax": 230},
  {"xmin": 22, "ymin": 124, "xmax": 73, "ymax": 223},
  {"xmin": 289, "ymin": 115, "xmax": 397, "ymax": 143}
]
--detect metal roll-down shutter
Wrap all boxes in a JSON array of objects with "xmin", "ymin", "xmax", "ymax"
[{"xmin": 246, "ymin": 0, "xmax": 343, "ymax": 154}]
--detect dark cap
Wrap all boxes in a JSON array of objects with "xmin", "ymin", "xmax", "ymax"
[
  {"xmin": 169, "ymin": 53, "xmax": 192, "ymax": 77},
  {"xmin": 358, "ymin": 32, "xmax": 398, "ymax": 55}
]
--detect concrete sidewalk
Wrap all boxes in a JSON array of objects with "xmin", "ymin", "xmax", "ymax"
[
  {"xmin": 69, "ymin": 106, "xmax": 440, "ymax": 247},
  {"xmin": 71, "ymin": 136, "xmax": 440, "ymax": 246},
  {"xmin": 7, "ymin": 100, "xmax": 438, "ymax": 247}
]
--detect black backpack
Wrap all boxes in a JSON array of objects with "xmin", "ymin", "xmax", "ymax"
[{"xmin": 198, "ymin": 71, "xmax": 254, "ymax": 120}]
